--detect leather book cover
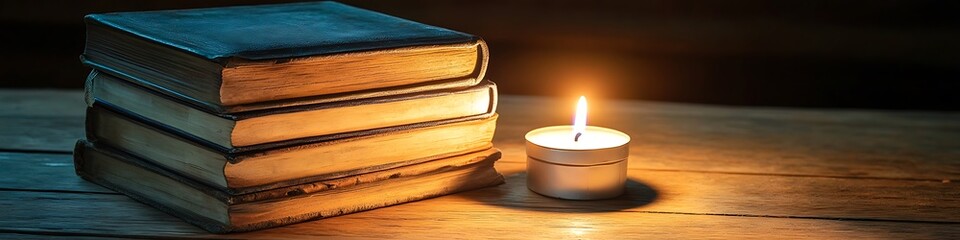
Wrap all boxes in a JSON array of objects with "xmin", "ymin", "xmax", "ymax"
[
  {"xmin": 81, "ymin": 1, "xmax": 490, "ymax": 113},
  {"xmin": 83, "ymin": 1, "xmax": 477, "ymax": 63}
]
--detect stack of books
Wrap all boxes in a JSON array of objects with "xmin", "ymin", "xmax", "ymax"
[{"xmin": 74, "ymin": 1, "xmax": 503, "ymax": 233}]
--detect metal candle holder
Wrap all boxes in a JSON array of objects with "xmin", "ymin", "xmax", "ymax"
[{"xmin": 525, "ymin": 126, "xmax": 630, "ymax": 200}]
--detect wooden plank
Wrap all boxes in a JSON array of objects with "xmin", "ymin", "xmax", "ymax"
[
  {"xmin": 2, "ymin": 91, "xmax": 958, "ymax": 180},
  {"xmin": 0, "ymin": 187, "xmax": 957, "ymax": 239},
  {"xmin": 496, "ymin": 96, "xmax": 960, "ymax": 180},
  {"xmin": 0, "ymin": 89, "xmax": 86, "ymax": 152},
  {"xmin": 4, "ymin": 152, "xmax": 956, "ymax": 222},
  {"xmin": 1, "ymin": 159, "xmax": 956, "ymax": 228},
  {"xmin": 0, "ymin": 116, "xmax": 83, "ymax": 153},
  {"xmin": 0, "ymin": 89, "xmax": 85, "ymax": 117},
  {"xmin": 490, "ymin": 162, "xmax": 960, "ymax": 222},
  {"xmin": 0, "ymin": 152, "xmax": 109, "ymax": 193},
  {"xmin": 0, "ymin": 233, "xmax": 126, "ymax": 239}
]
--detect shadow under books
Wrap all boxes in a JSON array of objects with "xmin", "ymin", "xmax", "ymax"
[{"xmin": 457, "ymin": 172, "xmax": 659, "ymax": 213}]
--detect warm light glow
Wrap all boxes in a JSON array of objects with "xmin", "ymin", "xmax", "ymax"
[{"xmin": 573, "ymin": 96, "xmax": 587, "ymax": 140}]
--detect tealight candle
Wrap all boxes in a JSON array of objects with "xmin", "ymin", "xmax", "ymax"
[{"xmin": 525, "ymin": 96, "xmax": 631, "ymax": 200}]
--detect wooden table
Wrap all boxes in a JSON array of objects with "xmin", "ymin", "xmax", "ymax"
[{"xmin": 2, "ymin": 90, "xmax": 958, "ymax": 239}]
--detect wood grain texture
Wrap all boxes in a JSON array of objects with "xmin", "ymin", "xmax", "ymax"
[
  {"xmin": 0, "ymin": 90, "xmax": 958, "ymax": 238},
  {"xmin": 0, "ymin": 90, "xmax": 85, "ymax": 117},
  {"xmin": 0, "ymin": 233, "xmax": 125, "ymax": 240},
  {"xmin": 0, "ymin": 152, "xmax": 108, "ymax": 193},
  {"xmin": 0, "ymin": 90, "xmax": 86, "ymax": 152},
  {"xmin": 0, "ymin": 116, "xmax": 83, "ymax": 153},
  {"xmin": 3, "ymin": 155, "xmax": 957, "ymax": 223},
  {"xmin": 490, "ymin": 163, "xmax": 960, "ymax": 223},
  {"xmin": 496, "ymin": 96, "xmax": 960, "ymax": 180},
  {"xmin": 1, "ymin": 170, "xmax": 958, "ymax": 239}
]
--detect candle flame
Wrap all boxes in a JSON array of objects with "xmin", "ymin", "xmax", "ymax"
[{"xmin": 573, "ymin": 96, "xmax": 587, "ymax": 140}]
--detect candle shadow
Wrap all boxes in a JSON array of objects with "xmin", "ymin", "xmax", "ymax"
[{"xmin": 456, "ymin": 172, "xmax": 659, "ymax": 213}]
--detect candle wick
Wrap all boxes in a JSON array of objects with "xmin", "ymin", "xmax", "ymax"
[{"xmin": 574, "ymin": 132, "xmax": 582, "ymax": 142}]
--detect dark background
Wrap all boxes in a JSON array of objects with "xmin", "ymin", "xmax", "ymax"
[{"xmin": 2, "ymin": 0, "xmax": 958, "ymax": 110}]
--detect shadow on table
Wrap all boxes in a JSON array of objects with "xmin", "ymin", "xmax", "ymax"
[{"xmin": 457, "ymin": 172, "xmax": 658, "ymax": 212}]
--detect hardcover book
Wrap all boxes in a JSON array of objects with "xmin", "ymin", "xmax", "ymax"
[
  {"xmin": 74, "ymin": 140, "xmax": 504, "ymax": 233},
  {"xmin": 86, "ymin": 105, "xmax": 498, "ymax": 193},
  {"xmin": 81, "ymin": 1, "xmax": 488, "ymax": 111},
  {"xmin": 86, "ymin": 70, "xmax": 498, "ymax": 148}
]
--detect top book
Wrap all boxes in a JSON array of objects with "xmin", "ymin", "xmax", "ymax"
[{"xmin": 82, "ymin": 1, "xmax": 488, "ymax": 112}]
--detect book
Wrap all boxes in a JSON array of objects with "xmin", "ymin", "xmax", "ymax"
[
  {"xmin": 74, "ymin": 140, "xmax": 504, "ymax": 233},
  {"xmin": 85, "ymin": 70, "xmax": 498, "ymax": 148},
  {"xmin": 81, "ymin": 1, "xmax": 488, "ymax": 111},
  {"xmin": 86, "ymin": 104, "xmax": 498, "ymax": 192}
]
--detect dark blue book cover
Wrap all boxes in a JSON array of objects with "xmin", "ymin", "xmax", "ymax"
[
  {"xmin": 81, "ymin": 1, "xmax": 489, "ymax": 112},
  {"xmin": 84, "ymin": 1, "xmax": 477, "ymax": 62}
]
